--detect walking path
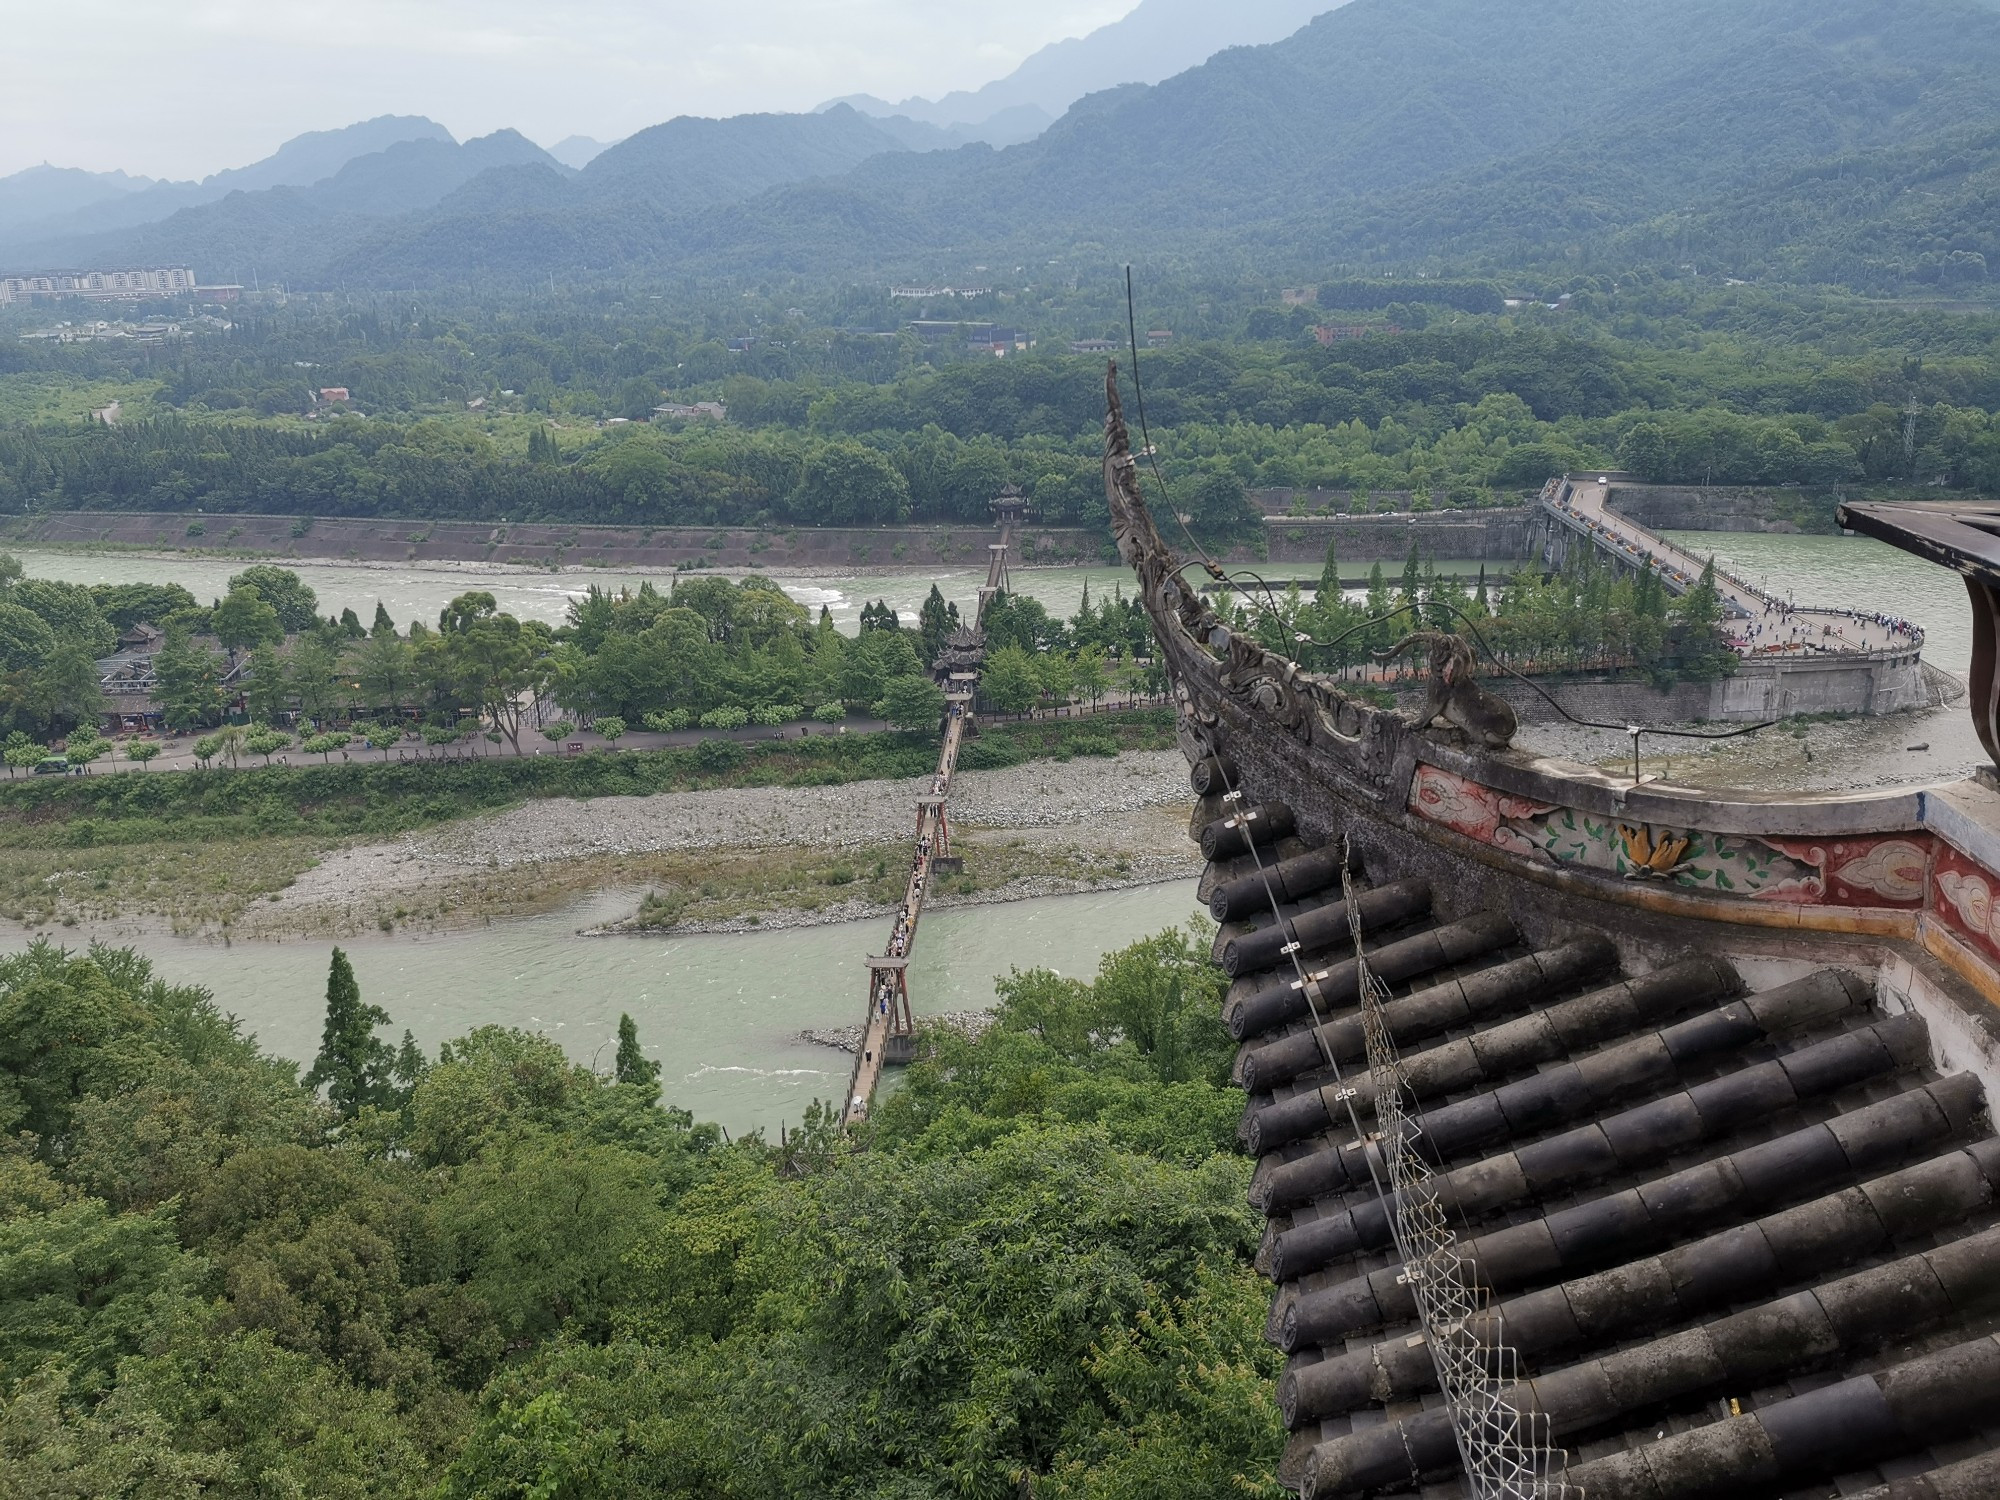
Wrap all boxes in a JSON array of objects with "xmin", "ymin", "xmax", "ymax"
[{"xmin": 1542, "ymin": 476, "xmax": 1924, "ymax": 661}]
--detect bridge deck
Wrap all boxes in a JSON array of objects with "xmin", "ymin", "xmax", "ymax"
[
  {"xmin": 839, "ymin": 508, "xmax": 1018, "ymax": 1128},
  {"xmin": 1539, "ymin": 476, "xmax": 1923, "ymax": 662},
  {"xmin": 840, "ymin": 706, "xmax": 969, "ymax": 1125}
]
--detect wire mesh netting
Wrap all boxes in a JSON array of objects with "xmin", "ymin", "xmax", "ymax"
[{"xmin": 1338, "ymin": 856, "xmax": 1578, "ymax": 1500}]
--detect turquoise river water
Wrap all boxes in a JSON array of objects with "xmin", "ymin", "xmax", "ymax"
[{"xmin": 12, "ymin": 529, "xmax": 1977, "ymax": 1125}]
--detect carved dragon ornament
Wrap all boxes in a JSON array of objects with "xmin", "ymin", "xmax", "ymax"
[{"xmin": 1100, "ymin": 364, "xmax": 1405, "ymax": 760}]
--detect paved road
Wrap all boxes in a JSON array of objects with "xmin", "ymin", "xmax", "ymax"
[
  {"xmin": 1552, "ymin": 478, "xmax": 1923, "ymax": 660},
  {"xmin": 54, "ymin": 693, "xmax": 1167, "ymax": 778}
]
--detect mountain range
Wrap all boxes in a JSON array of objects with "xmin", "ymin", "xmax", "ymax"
[
  {"xmin": 5, "ymin": 0, "xmax": 2000, "ymax": 297},
  {"xmin": 0, "ymin": 116, "xmax": 454, "ymax": 249},
  {"xmin": 825, "ymin": 0, "xmax": 1341, "ymax": 135}
]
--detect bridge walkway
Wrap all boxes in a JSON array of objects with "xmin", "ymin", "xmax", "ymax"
[
  {"xmin": 838, "ymin": 489, "xmax": 1025, "ymax": 1128},
  {"xmin": 1535, "ymin": 475, "xmax": 1923, "ymax": 660}
]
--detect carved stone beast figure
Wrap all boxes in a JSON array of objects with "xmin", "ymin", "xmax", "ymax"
[{"xmin": 1384, "ymin": 631, "xmax": 1518, "ymax": 749}]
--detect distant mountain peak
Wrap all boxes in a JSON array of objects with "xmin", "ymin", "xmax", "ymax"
[
  {"xmin": 0, "ymin": 114, "xmax": 454, "ymax": 249},
  {"xmin": 830, "ymin": 0, "xmax": 1342, "ymax": 134},
  {"xmin": 546, "ymin": 135, "xmax": 616, "ymax": 170}
]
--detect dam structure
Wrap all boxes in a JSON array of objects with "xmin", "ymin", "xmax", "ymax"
[{"xmin": 1530, "ymin": 473, "xmax": 1930, "ymax": 720}]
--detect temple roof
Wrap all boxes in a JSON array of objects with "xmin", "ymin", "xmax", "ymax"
[{"xmin": 1194, "ymin": 800, "xmax": 2000, "ymax": 1499}]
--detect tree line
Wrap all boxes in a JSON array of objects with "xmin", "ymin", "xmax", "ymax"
[
  {"xmin": 7, "ymin": 303, "xmax": 2000, "ymax": 537},
  {"xmin": 0, "ymin": 553, "xmax": 1171, "ymax": 762},
  {"xmin": 1235, "ymin": 539, "xmax": 1737, "ymax": 689}
]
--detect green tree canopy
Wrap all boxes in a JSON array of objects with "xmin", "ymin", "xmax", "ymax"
[
  {"xmin": 212, "ymin": 586, "xmax": 284, "ymax": 652},
  {"xmin": 301, "ymin": 948, "xmax": 394, "ymax": 1119},
  {"xmin": 227, "ymin": 568, "xmax": 320, "ymax": 634}
]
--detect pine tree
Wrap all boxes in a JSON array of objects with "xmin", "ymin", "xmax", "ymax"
[
  {"xmin": 1319, "ymin": 536, "xmax": 1340, "ymax": 602},
  {"xmin": 1475, "ymin": 564, "xmax": 1490, "ymax": 613},
  {"xmin": 1399, "ymin": 542, "xmax": 1422, "ymax": 612},
  {"xmin": 370, "ymin": 601, "xmax": 396, "ymax": 638},
  {"xmin": 1419, "ymin": 551, "xmax": 1442, "ymax": 628},
  {"xmin": 1366, "ymin": 562, "xmax": 1394, "ymax": 653},
  {"xmin": 918, "ymin": 584, "xmax": 953, "ymax": 663},
  {"xmin": 393, "ymin": 1030, "xmax": 427, "ymax": 1097},
  {"xmin": 303, "ymin": 947, "xmax": 395, "ymax": 1118},
  {"xmin": 614, "ymin": 1012, "xmax": 661, "ymax": 1090}
]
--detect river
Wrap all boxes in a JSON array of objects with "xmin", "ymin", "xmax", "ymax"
[
  {"xmin": 1646, "ymin": 529, "xmax": 1984, "ymax": 792},
  {"xmin": 14, "ymin": 528, "xmax": 1979, "ymax": 1123},
  {"xmin": 79, "ymin": 880, "xmax": 1206, "ymax": 1136},
  {"xmin": 4, "ymin": 547, "xmax": 1485, "ymax": 639},
  {"xmin": 8, "ymin": 548, "xmax": 1153, "ymax": 637}
]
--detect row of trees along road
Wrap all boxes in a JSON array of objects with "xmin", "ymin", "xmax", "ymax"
[{"xmin": 91, "ymin": 563, "xmax": 1167, "ymax": 748}]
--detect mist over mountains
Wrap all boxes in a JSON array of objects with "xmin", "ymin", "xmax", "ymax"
[
  {"xmin": 823, "ymin": 0, "xmax": 1342, "ymax": 143},
  {"xmin": 5, "ymin": 0, "xmax": 1999, "ymax": 298},
  {"xmin": 0, "ymin": 116, "xmax": 454, "ymax": 249}
]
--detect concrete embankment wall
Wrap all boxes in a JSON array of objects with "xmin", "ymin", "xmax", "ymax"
[
  {"xmin": 1393, "ymin": 651, "xmax": 1929, "ymax": 726},
  {"xmin": 0, "ymin": 511, "xmax": 1114, "ymax": 571},
  {"xmin": 1260, "ymin": 510, "xmax": 1535, "ymax": 562},
  {"xmin": 1605, "ymin": 484, "xmax": 1839, "ymax": 534},
  {"xmin": 0, "ymin": 507, "xmax": 1542, "ymax": 570}
]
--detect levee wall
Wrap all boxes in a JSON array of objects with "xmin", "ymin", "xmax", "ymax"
[
  {"xmin": 1605, "ymin": 484, "xmax": 1837, "ymax": 533},
  {"xmin": 0, "ymin": 511, "xmax": 1115, "ymax": 571},
  {"xmin": 0, "ymin": 506, "xmax": 1545, "ymax": 571},
  {"xmin": 1259, "ymin": 509, "xmax": 1535, "ymax": 563},
  {"xmin": 1394, "ymin": 651, "xmax": 1927, "ymax": 726}
]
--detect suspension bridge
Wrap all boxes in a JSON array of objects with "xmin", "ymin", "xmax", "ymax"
[{"xmin": 838, "ymin": 486, "xmax": 1028, "ymax": 1128}]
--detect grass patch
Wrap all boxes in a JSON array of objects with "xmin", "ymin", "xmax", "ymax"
[
  {"xmin": 0, "ymin": 836, "xmax": 321, "ymax": 934},
  {"xmin": 614, "ymin": 835, "xmax": 1151, "ymax": 933}
]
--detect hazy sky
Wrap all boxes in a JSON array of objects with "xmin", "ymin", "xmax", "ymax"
[{"xmin": 1, "ymin": 0, "xmax": 1134, "ymax": 180}]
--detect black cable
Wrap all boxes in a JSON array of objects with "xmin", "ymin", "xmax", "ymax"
[
  {"xmin": 1218, "ymin": 573, "xmax": 1775, "ymax": 744},
  {"xmin": 1126, "ymin": 267, "xmax": 1227, "ymax": 582}
]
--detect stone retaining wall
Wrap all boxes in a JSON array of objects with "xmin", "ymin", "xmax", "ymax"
[
  {"xmin": 1396, "ymin": 650, "xmax": 1928, "ymax": 725},
  {"xmin": 0, "ymin": 506, "xmax": 1545, "ymax": 571},
  {"xmin": 1259, "ymin": 509, "xmax": 1535, "ymax": 562},
  {"xmin": 1605, "ymin": 484, "xmax": 1838, "ymax": 533},
  {"xmin": 0, "ymin": 512, "xmax": 1117, "ymax": 571}
]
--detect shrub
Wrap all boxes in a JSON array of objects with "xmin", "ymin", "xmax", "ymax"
[
  {"xmin": 540, "ymin": 719, "xmax": 574, "ymax": 742},
  {"xmin": 642, "ymin": 709, "xmax": 691, "ymax": 733},
  {"xmin": 749, "ymin": 704, "xmax": 800, "ymax": 727},
  {"xmin": 813, "ymin": 702, "xmax": 846, "ymax": 723},
  {"xmin": 694, "ymin": 739, "xmax": 744, "ymax": 772},
  {"xmin": 699, "ymin": 706, "xmax": 749, "ymax": 731}
]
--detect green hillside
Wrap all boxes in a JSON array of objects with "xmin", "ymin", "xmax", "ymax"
[{"xmin": 13, "ymin": 0, "xmax": 2000, "ymax": 295}]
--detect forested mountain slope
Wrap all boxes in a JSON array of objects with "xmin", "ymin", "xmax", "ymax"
[
  {"xmin": 329, "ymin": 0, "xmax": 2000, "ymax": 290},
  {"xmin": 10, "ymin": 132, "xmax": 562, "ymax": 286},
  {"xmin": 0, "ymin": 166, "xmax": 156, "ymax": 236},
  {"xmin": 17, "ymin": 0, "xmax": 2000, "ymax": 293},
  {"xmin": 0, "ymin": 116, "xmax": 451, "ymax": 248},
  {"xmin": 582, "ymin": 107, "xmax": 906, "ymax": 203},
  {"xmin": 833, "ymin": 0, "xmax": 1340, "ymax": 129}
]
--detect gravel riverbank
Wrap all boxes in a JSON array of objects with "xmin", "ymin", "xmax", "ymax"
[
  {"xmin": 400, "ymin": 749, "xmax": 1194, "ymax": 865},
  {"xmin": 245, "ymin": 751, "xmax": 1200, "ymax": 938}
]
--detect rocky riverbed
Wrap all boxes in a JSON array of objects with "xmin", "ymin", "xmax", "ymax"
[
  {"xmin": 400, "ymin": 749, "xmax": 1194, "ymax": 865},
  {"xmin": 800, "ymin": 1009, "xmax": 993, "ymax": 1054},
  {"xmin": 233, "ymin": 751, "xmax": 1201, "ymax": 940}
]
